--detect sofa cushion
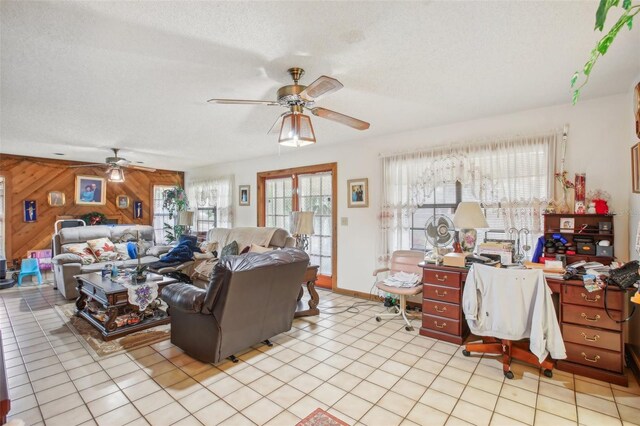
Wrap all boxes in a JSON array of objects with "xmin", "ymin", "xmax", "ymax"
[
  {"xmin": 110, "ymin": 225, "xmax": 155, "ymax": 243},
  {"xmin": 249, "ymin": 244, "xmax": 272, "ymax": 254},
  {"xmin": 199, "ymin": 241, "xmax": 218, "ymax": 254},
  {"xmin": 220, "ymin": 241, "xmax": 239, "ymax": 258},
  {"xmin": 114, "ymin": 243, "xmax": 131, "ymax": 260},
  {"xmin": 63, "ymin": 243, "xmax": 97, "ymax": 265},
  {"xmin": 59, "ymin": 226, "xmax": 111, "ymax": 245},
  {"xmin": 87, "ymin": 238, "xmax": 119, "ymax": 262}
]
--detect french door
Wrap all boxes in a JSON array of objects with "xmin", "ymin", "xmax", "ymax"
[{"xmin": 258, "ymin": 163, "xmax": 337, "ymax": 289}]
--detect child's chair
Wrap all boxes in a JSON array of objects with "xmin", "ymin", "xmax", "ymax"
[{"xmin": 18, "ymin": 258, "xmax": 42, "ymax": 286}]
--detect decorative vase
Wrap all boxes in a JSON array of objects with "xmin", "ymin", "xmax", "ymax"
[{"xmin": 556, "ymin": 189, "xmax": 571, "ymax": 214}]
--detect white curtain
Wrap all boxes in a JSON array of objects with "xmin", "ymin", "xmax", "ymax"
[
  {"xmin": 378, "ymin": 132, "xmax": 559, "ymax": 264},
  {"xmin": 187, "ymin": 175, "xmax": 234, "ymax": 229}
]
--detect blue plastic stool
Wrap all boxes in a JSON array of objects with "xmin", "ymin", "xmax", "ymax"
[{"xmin": 18, "ymin": 258, "xmax": 42, "ymax": 286}]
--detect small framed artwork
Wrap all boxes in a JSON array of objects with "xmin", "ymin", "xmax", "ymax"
[
  {"xmin": 133, "ymin": 201, "xmax": 143, "ymax": 219},
  {"xmin": 75, "ymin": 175, "xmax": 106, "ymax": 205},
  {"xmin": 634, "ymin": 82, "xmax": 640, "ymax": 138},
  {"xmin": 239, "ymin": 185, "xmax": 250, "ymax": 206},
  {"xmin": 47, "ymin": 191, "xmax": 66, "ymax": 207},
  {"xmin": 116, "ymin": 195, "xmax": 130, "ymax": 209},
  {"xmin": 632, "ymin": 143, "xmax": 640, "ymax": 193},
  {"xmin": 560, "ymin": 217, "xmax": 575, "ymax": 233},
  {"xmin": 347, "ymin": 178, "xmax": 369, "ymax": 208},
  {"xmin": 24, "ymin": 200, "xmax": 37, "ymax": 222}
]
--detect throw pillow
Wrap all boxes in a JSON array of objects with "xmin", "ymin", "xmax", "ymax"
[
  {"xmin": 249, "ymin": 244, "xmax": 272, "ymax": 254},
  {"xmin": 138, "ymin": 240, "xmax": 153, "ymax": 257},
  {"xmin": 199, "ymin": 241, "xmax": 218, "ymax": 254},
  {"xmin": 220, "ymin": 240, "xmax": 239, "ymax": 258},
  {"xmin": 87, "ymin": 238, "xmax": 119, "ymax": 262},
  {"xmin": 62, "ymin": 243, "xmax": 97, "ymax": 265},
  {"xmin": 114, "ymin": 243, "xmax": 131, "ymax": 260},
  {"xmin": 240, "ymin": 245, "xmax": 250, "ymax": 255}
]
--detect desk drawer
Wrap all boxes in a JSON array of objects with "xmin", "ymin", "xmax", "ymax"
[
  {"xmin": 562, "ymin": 304, "xmax": 622, "ymax": 332},
  {"xmin": 423, "ymin": 270, "xmax": 461, "ymax": 288},
  {"xmin": 422, "ymin": 314, "xmax": 460, "ymax": 336},
  {"xmin": 565, "ymin": 342, "xmax": 622, "ymax": 373},
  {"xmin": 422, "ymin": 300, "xmax": 460, "ymax": 320},
  {"xmin": 562, "ymin": 323, "xmax": 621, "ymax": 352},
  {"xmin": 423, "ymin": 284, "xmax": 460, "ymax": 304},
  {"xmin": 562, "ymin": 286, "xmax": 622, "ymax": 311}
]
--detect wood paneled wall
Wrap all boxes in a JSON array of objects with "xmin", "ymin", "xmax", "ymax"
[{"xmin": 0, "ymin": 154, "xmax": 183, "ymax": 262}]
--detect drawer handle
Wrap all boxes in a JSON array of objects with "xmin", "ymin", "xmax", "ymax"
[
  {"xmin": 581, "ymin": 293, "xmax": 601, "ymax": 303},
  {"xmin": 434, "ymin": 305, "xmax": 447, "ymax": 313},
  {"xmin": 435, "ymin": 290, "xmax": 448, "ymax": 297},
  {"xmin": 435, "ymin": 274, "xmax": 448, "ymax": 282},
  {"xmin": 580, "ymin": 332, "xmax": 600, "ymax": 342},
  {"xmin": 434, "ymin": 321, "xmax": 447, "ymax": 329},
  {"xmin": 580, "ymin": 313, "xmax": 601, "ymax": 322},
  {"xmin": 580, "ymin": 352, "xmax": 601, "ymax": 363}
]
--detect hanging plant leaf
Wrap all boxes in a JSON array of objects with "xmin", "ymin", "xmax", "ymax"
[
  {"xmin": 628, "ymin": 15, "xmax": 634, "ymax": 29},
  {"xmin": 623, "ymin": 0, "xmax": 632, "ymax": 9},
  {"xmin": 595, "ymin": 0, "xmax": 621, "ymax": 31},
  {"xmin": 570, "ymin": 72, "xmax": 579, "ymax": 88},
  {"xmin": 572, "ymin": 90, "xmax": 580, "ymax": 105}
]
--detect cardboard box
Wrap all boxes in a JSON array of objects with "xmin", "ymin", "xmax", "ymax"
[{"xmin": 443, "ymin": 252, "xmax": 467, "ymax": 268}]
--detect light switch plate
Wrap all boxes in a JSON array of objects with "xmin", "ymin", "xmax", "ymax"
[{"xmin": 341, "ymin": 217, "xmax": 348, "ymax": 226}]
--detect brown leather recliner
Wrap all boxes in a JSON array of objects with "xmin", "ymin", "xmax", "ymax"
[{"xmin": 160, "ymin": 248, "xmax": 309, "ymax": 363}]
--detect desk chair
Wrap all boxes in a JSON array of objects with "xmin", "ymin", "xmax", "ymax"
[
  {"xmin": 373, "ymin": 250, "xmax": 424, "ymax": 331},
  {"xmin": 462, "ymin": 264, "xmax": 565, "ymax": 379},
  {"xmin": 18, "ymin": 259, "xmax": 42, "ymax": 286}
]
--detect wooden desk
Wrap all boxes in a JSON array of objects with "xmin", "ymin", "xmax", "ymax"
[
  {"xmin": 420, "ymin": 263, "xmax": 629, "ymax": 386},
  {"xmin": 295, "ymin": 265, "xmax": 320, "ymax": 318}
]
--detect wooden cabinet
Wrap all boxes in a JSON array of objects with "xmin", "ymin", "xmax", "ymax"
[
  {"xmin": 420, "ymin": 265, "xmax": 469, "ymax": 344},
  {"xmin": 543, "ymin": 213, "xmax": 615, "ymax": 265}
]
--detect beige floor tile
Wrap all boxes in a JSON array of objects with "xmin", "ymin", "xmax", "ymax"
[
  {"xmin": 87, "ymin": 390, "xmax": 129, "ymax": 417},
  {"xmin": 153, "ymin": 368, "xmax": 190, "ymax": 388},
  {"xmin": 192, "ymin": 367, "xmax": 227, "ymax": 387},
  {"xmin": 289, "ymin": 373, "xmax": 323, "ymax": 394},
  {"xmin": 35, "ymin": 381, "xmax": 77, "ymax": 404},
  {"xmin": 287, "ymin": 395, "xmax": 328, "ymax": 420},
  {"xmin": 333, "ymin": 393, "xmax": 373, "ymax": 421},
  {"xmin": 142, "ymin": 360, "xmax": 177, "ymax": 378},
  {"xmin": 207, "ymin": 375, "xmax": 244, "ymax": 398},
  {"xmin": 494, "ymin": 397, "xmax": 535, "ymax": 425},
  {"xmin": 309, "ymin": 382, "xmax": 346, "ymax": 406},
  {"xmin": 288, "ymin": 354, "xmax": 320, "ymax": 371},
  {"xmin": 467, "ymin": 375, "xmax": 503, "ymax": 395},
  {"xmin": 328, "ymin": 371, "xmax": 362, "ymax": 392},
  {"xmin": 113, "ymin": 370, "xmax": 151, "ymax": 389},
  {"xmin": 45, "ymin": 405, "xmax": 93, "ymax": 426},
  {"xmin": 225, "ymin": 386, "xmax": 262, "ymax": 411},
  {"xmin": 171, "ymin": 415, "xmax": 202, "ymax": 426},
  {"xmin": 614, "ymin": 388, "xmax": 640, "ymax": 408},
  {"xmin": 9, "ymin": 383, "xmax": 33, "ymax": 400},
  {"xmin": 133, "ymin": 389, "xmax": 176, "ymax": 415},
  {"xmin": 232, "ymin": 365, "xmax": 266, "ymax": 384},
  {"xmin": 7, "ymin": 407, "xmax": 42, "ymax": 425},
  {"xmin": 576, "ymin": 392, "xmax": 619, "ymax": 418},
  {"xmin": 406, "ymin": 402, "xmax": 448, "ymax": 426},
  {"xmin": 145, "ymin": 401, "xmax": 190, "ymax": 426},
  {"xmin": 360, "ymin": 405, "xmax": 403, "ymax": 426},
  {"xmin": 67, "ymin": 362, "xmax": 102, "ymax": 381},
  {"xmin": 500, "ymin": 383, "xmax": 537, "ymax": 408},
  {"xmin": 164, "ymin": 377, "xmax": 204, "ymax": 400},
  {"xmin": 178, "ymin": 387, "xmax": 218, "ymax": 413},
  {"xmin": 250, "ymin": 374, "xmax": 285, "ymax": 396},
  {"xmin": 538, "ymin": 380, "xmax": 573, "ymax": 404},
  {"xmin": 440, "ymin": 365, "xmax": 473, "ymax": 384},
  {"xmin": 575, "ymin": 378, "xmax": 614, "ymax": 401},
  {"xmin": 80, "ymin": 380, "xmax": 120, "ymax": 403},
  {"xmin": 617, "ymin": 403, "xmax": 640, "ymax": 424},
  {"xmin": 460, "ymin": 386, "xmax": 498, "ymax": 410},
  {"xmin": 419, "ymin": 388, "xmax": 458, "ymax": 414},
  {"xmin": 323, "ymin": 354, "xmax": 353, "ymax": 370},
  {"xmin": 264, "ymin": 410, "xmax": 301, "ymax": 426},
  {"xmin": 367, "ymin": 369, "xmax": 401, "ymax": 388},
  {"xmin": 267, "ymin": 383, "xmax": 304, "ymax": 409},
  {"xmin": 73, "ymin": 371, "xmax": 110, "ymax": 391},
  {"xmin": 414, "ymin": 358, "xmax": 446, "ymax": 375},
  {"xmin": 40, "ymin": 393, "xmax": 84, "ymax": 419},
  {"xmin": 490, "ymin": 413, "xmax": 528, "ymax": 426},
  {"xmin": 391, "ymin": 350, "xmax": 420, "ymax": 366},
  {"xmin": 95, "ymin": 403, "xmax": 141, "ymax": 426},
  {"xmin": 223, "ymin": 412, "xmax": 255, "ymax": 425},
  {"xmin": 9, "ymin": 394, "xmax": 39, "ymax": 415},
  {"xmin": 390, "ymin": 378, "xmax": 426, "ymax": 401},
  {"xmin": 431, "ymin": 376, "xmax": 465, "ymax": 398},
  {"xmin": 377, "ymin": 390, "xmax": 417, "ymax": 417},
  {"xmin": 452, "ymin": 400, "xmax": 493, "ymax": 426},
  {"xmin": 351, "ymin": 380, "xmax": 387, "ymax": 404},
  {"xmin": 403, "ymin": 367, "xmax": 437, "ymax": 387},
  {"xmin": 344, "ymin": 361, "xmax": 376, "ymax": 379},
  {"xmin": 577, "ymin": 406, "xmax": 622, "ymax": 426},
  {"xmin": 536, "ymin": 395, "xmax": 577, "ymax": 422},
  {"xmin": 122, "ymin": 379, "xmax": 162, "ymax": 401},
  {"xmin": 242, "ymin": 397, "xmax": 283, "ymax": 424}
]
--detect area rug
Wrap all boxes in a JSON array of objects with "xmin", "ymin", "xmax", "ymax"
[
  {"xmin": 297, "ymin": 408, "xmax": 349, "ymax": 426},
  {"xmin": 55, "ymin": 303, "xmax": 170, "ymax": 359}
]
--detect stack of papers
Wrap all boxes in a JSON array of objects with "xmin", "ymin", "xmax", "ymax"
[{"xmin": 384, "ymin": 272, "xmax": 421, "ymax": 288}]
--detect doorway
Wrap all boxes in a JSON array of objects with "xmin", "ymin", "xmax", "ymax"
[{"xmin": 257, "ymin": 163, "xmax": 337, "ymax": 289}]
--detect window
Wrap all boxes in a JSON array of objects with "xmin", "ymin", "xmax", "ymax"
[
  {"xmin": 196, "ymin": 207, "xmax": 217, "ymax": 233},
  {"xmin": 299, "ymin": 172, "xmax": 332, "ymax": 276},
  {"xmin": 153, "ymin": 185, "xmax": 175, "ymax": 243},
  {"xmin": 265, "ymin": 177, "xmax": 293, "ymax": 230}
]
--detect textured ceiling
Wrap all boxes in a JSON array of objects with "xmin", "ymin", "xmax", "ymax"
[{"xmin": 1, "ymin": 1, "xmax": 638, "ymax": 171}]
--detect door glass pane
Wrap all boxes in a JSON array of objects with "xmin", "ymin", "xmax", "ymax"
[
  {"xmin": 299, "ymin": 172, "xmax": 332, "ymax": 276},
  {"xmin": 266, "ymin": 177, "xmax": 293, "ymax": 232}
]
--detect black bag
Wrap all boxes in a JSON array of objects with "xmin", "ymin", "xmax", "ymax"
[{"xmin": 608, "ymin": 260, "xmax": 640, "ymax": 290}]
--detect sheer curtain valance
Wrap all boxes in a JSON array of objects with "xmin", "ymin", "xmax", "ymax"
[
  {"xmin": 187, "ymin": 175, "xmax": 234, "ymax": 229},
  {"xmin": 378, "ymin": 132, "xmax": 559, "ymax": 263}
]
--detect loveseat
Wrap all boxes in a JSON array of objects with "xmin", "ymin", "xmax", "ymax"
[
  {"xmin": 52, "ymin": 225, "xmax": 171, "ymax": 299},
  {"xmin": 161, "ymin": 248, "xmax": 309, "ymax": 363}
]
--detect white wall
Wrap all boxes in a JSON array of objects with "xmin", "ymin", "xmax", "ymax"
[{"xmin": 187, "ymin": 93, "xmax": 631, "ymax": 294}]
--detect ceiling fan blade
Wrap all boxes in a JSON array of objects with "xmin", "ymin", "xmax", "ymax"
[
  {"xmin": 125, "ymin": 164, "xmax": 157, "ymax": 172},
  {"xmin": 267, "ymin": 113, "xmax": 286, "ymax": 134},
  {"xmin": 310, "ymin": 107, "xmax": 370, "ymax": 130},
  {"xmin": 299, "ymin": 76, "xmax": 343, "ymax": 101},
  {"xmin": 68, "ymin": 163, "xmax": 107, "ymax": 168},
  {"xmin": 207, "ymin": 98, "xmax": 279, "ymax": 106},
  {"xmin": 115, "ymin": 159, "xmax": 129, "ymax": 166}
]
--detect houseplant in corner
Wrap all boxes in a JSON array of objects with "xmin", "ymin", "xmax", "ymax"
[{"xmin": 162, "ymin": 186, "xmax": 189, "ymax": 243}]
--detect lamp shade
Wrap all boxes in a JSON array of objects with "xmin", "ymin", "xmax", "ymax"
[
  {"xmin": 177, "ymin": 211, "xmax": 194, "ymax": 226},
  {"xmin": 453, "ymin": 202, "xmax": 489, "ymax": 229},
  {"xmin": 107, "ymin": 166, "xmax": 125, "ymax": 182},
  {"xmin": 279, "ymin": 112, "xmax": 316, "ymax": 147},
  {"xmin": 290, "ymin": 211, "xmax": 314, "ymax": 235}
]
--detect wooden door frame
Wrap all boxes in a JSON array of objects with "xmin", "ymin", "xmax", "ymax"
[
  {"xmin": 0, "ymin": 173, "xmax": 12, "ymax": 263},
  {"xmin": 257, "ymin": 162, "xmax": 338, "ymax": 290}
]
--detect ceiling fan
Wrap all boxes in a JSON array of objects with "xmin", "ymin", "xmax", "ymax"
[
  {"xmin": 207, "ymin": 67, "xmax": 370, "ymax": 147},
  {"xmin": 68, "ymin": 148, "xmax": 156, "ymax": 182}
]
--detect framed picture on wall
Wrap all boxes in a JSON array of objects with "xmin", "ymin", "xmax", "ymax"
[
  {"xmin": 633, "ymin": 143, "xmax": 640, "ymax": 194},
  {"xmin": 635, "ymin": 82, "xmax": 640, "ymax": 138},
  {"xmin": 116, "ymin": 194, "xmax": 130, "ymax": 209},
  {"xmin": 133, "ymin": 201, "xmax": 143, "ymax": 219},
  {"xmin": 239, "ymin": 185, "xmax": 250, "ymax": 206},
  {"xmin": 74, "ymin": 175, "xmax": 106, "ymax": 205},
  {"xmin": 24, "ymin": 200, "xmax": 37, "ymax": 222},
  {"xmin": 347, "ymin": 178, "xmax": 369, "ymax": 208},
  {"xmin": 47, "ymin": 191, "xmax": 65, "ymax": 207}
]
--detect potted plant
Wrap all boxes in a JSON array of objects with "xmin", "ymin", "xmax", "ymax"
[{"xmin": 162, "ymin": 187, "xmax": 189, "ymax": 243}]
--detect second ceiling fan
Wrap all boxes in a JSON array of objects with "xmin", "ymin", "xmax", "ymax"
[{"xmin": 207, "ymin": 67, "xmax": 370, "ymax": 147}]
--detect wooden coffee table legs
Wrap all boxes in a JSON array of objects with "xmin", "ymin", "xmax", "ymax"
[{"xmin": 295, "ymin": 265, "xmax": 320, "ymax": 318}]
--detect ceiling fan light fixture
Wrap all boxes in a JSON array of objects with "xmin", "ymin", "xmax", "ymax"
[
  {"xmin": 278, "ymin": 112, "xmax": 316, "ymax": 147},
  {"xmin": 107, "ymin": 166, "xmax": 125, "ymax": 182}
]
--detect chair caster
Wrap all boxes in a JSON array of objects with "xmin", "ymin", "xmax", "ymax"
[
  {"xmin": 462, "ymin": 350, "xmax": 470, "ymax": 357},
  {"xmin": 504, "ymin": 371, "xmax": 514, "ymax": 379},
  {"xmin": 262, "ymin": 339, "xmax": 273, "ymax": 347},
  {"xmin": 405, "ymin": 326, "xmax": 413, "ymax": 331},
  {"xmin": 227, "ymin": 355, "xmax": 239, "ymax": 363},
  {"xmin": 375, "ymin": 316, "xmax": 381, "ymax": 322},
  {"xmin": 543, "ymin": 369, "xmax": 553, "ymax": 378}
]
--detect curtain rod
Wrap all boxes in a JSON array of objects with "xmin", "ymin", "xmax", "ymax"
[{"xmin": 378, "ymin": 125, "xmax": 568, "ymax": 159}]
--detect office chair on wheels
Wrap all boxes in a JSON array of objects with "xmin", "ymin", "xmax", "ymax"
[{"xmin": 462, "ymin": 264, "xmax": 565, "ymax": 379}]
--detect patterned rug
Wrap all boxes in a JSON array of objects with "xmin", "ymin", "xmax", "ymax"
[
  {"xmin": 55, "ymin": 303, "xmax": 170, "ymax": 359},
  {"xmin": 297, "ymin": 408, "xmax": 349, "ymax": 426}
]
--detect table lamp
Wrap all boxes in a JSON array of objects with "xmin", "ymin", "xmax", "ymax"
[
  {"xmin": 453, "ymin": 202, "xmax": 488, "ymax": 253},
  {"xmin": 178, "ymin": 211, "xmax": 195, "ymax": 236},
  {"xmin": 290, "ymin": 211, "xmax": 314, "ymax": 250}
]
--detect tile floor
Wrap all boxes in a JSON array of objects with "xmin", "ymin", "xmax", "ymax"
[{"xmin": 2, "ymin": 280, "xmax": 640, "ymax": 426}]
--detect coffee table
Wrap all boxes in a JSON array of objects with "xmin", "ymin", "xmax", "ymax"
[{"xmin": 75, "ymin": 272, "xmax": 179, "ymax": 341}]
